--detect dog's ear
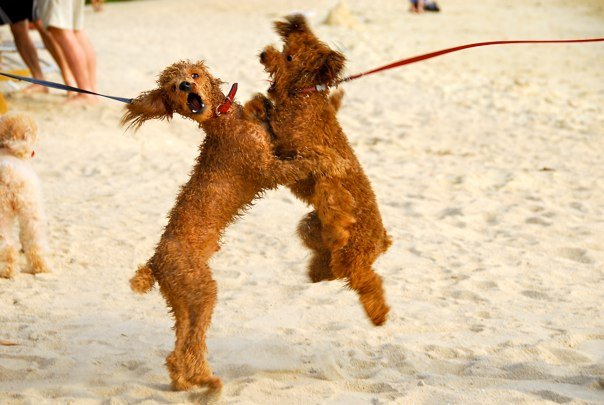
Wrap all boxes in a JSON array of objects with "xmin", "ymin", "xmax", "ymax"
[
  {"xmin": 275, "ymin": 14, "xmax": 309, "ymax": 38},
  {"xmin": 316, "ymin": 50, "xmax": 346, "ymax": 85},
  {"xmin": 121, "ymin": 88, "xmax": 173, "ymax": 130}
]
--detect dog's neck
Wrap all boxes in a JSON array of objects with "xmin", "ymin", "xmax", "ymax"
[
  {"xmin": 215, "ymin": 83, "xmax": 238, "ymax": 116},
  {"xmin": 199, "ymin": 103, "xmax": 241, "ymax": 135},
  {"xmin": 197, "ymin": 84, "xmax": 240, "ymax": 134},
  {"xmin": 273, "ymin": 90, "xmax": 328, "ymax": 110}
]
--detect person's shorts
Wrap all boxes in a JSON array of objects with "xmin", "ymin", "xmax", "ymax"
[
  {"xmin": 0, "ymin": 1, "xmax": 37, "ymax": 25},
  {"xmin": 38, "ymin": 0, "xmax": 84, "ymax": 31}
]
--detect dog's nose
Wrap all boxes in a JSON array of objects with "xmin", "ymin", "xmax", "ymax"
[
  {"xmin": 260, "ymin": 51, "xmax": 266, "ymax": 63},
  {"xmin": 179, "ymin": 81, "xmax": 191, "ymax": 92}
]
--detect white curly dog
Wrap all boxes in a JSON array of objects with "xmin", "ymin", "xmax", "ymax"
[{"xmin": 0, "ymin": 112, "xmax": 50, "ymax": 278}]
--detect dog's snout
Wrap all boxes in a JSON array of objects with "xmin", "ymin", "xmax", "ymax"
[{"xmin": 179, "ymin": 81, "xmax": 191, "ymax": 92}]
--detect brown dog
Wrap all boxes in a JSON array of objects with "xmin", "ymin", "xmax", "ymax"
[
  {"xmin": 121, "ymin": 60, "xmax": 322, "ymax": 391},
  {"xmin": 254, "ymin": 15, "xmax": 392, "ymax": 326}
]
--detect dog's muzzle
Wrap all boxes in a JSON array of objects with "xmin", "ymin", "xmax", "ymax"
[{"xmin": 178, "ymin": 81, "xmax": 205, "ymax": 115}]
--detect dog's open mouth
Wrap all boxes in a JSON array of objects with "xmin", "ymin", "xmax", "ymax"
[{"xmin": 187, "ymin": 93, "xmax": 205, "ymax": 114}]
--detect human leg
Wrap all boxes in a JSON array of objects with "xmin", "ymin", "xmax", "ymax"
[
  {"xmin": 46, "ymin": 26, "xmax": 95, "ymax": 100},
  {"xmin": 33, "ymin": 19, "xmax": 76, "ymax": 88},
  {"xmin": 74, "ymin": 30, "xmax": 96, "ymax": 92},
  {"xmin": 9, "ymin": 19, "xmax": 48, "ymax": 92}
]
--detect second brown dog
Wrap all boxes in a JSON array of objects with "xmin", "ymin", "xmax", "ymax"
[{"xmin": 254, "ymin": 15, "xmax": 392, "ymax": 326}]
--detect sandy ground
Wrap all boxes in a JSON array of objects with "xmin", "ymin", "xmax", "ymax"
[{"xmin": 0, "ymin": 0, "xmax": 603, "ymax": 403}]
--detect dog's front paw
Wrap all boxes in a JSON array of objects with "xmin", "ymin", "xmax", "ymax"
[
  {"xmin": 23, "ymin": 256, "xmax": 50, "ymax": 275},
  {"xmin": 0, "ymin": 265, "xmax": 15, "ymax": 279}
]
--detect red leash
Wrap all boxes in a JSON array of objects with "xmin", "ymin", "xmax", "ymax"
[{"xmin": 336, "ymin": 37, "xmax": 604, "ymax": 84}]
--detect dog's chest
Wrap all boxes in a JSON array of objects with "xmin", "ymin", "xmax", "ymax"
[
  {"xmin": 205, "ymin": 128, "xmax": 271, "ymax": 168},
  {"xmin": 270, "ymin": 104, "xmax": 320, "ymax": 150}
]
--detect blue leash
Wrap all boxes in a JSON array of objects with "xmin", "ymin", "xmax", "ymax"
[{"xmin": 0, "ymin": 71, "xmax": 133, "ymax": 104}]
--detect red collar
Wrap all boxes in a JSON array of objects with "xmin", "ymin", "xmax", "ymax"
[{"xmin": 215, "ymin": 83, "xmax": 238, "ymax": 116}]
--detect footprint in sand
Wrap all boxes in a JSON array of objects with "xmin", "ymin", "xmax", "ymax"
[
  {"xmin": 521, "ymin": 290, "xmax": 551, "ymax": 301},
  {"xmin": 525, "ymin": 216, "xmax": 552, "ymax": 226},
  {"xmin": 0, "ymin": 355, "xmax": 56, "ymax": 380},
  {"xmin": 533, "ymin": 390, "xmax": 573, "ymax": 404},
  {"xmin": 556, "ymin": 247, "xmax": 593, "ymax": 264}
]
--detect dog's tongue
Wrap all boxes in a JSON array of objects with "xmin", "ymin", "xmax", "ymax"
[{"xmin": 31, "ymin": 150, "xmax": 35, "ymax": 158}]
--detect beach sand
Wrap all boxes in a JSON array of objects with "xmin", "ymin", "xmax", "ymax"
[{"xmin": 1, "ymin": 0, "xmax": 603, "ymax": 403}]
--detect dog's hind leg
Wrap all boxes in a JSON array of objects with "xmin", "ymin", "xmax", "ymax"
[
  {"xmin": 181, "ymin": 265, "xmax": 222, "ymax": 391},
  {"xmin": 0, "ymin": 208, "xmax": 17, "ymax": 279},
  {"xmin": 165, "ymin": 295, "xmax": 193, "ymax": 391},
  {"xmin": 331, "ymin": 250, "xmax": 390, "ymax": 326},
  {"xmin": 154, "ymin": 240, "xmax": 220, "ymax": 391},
  {"xmin": 16, "ymin": 199, "xmax": 50, "ymax": 275},
  {"xmin": 0, "ymin": 245, "xmax": 17, "ymax": 279},
  {"xmin": 313, "ymin": 183, "xmax": 356, "ymax": 251},
  {"xmin": 150, "ymin": 242, "xmax": 196, "ymax": 391},
  {"xmin": 297, "ymin": 211, "xmax": 334, "ymax": 282}
]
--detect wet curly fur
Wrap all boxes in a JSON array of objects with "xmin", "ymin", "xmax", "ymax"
[
  {"xmin": 121, "ymin": 60, "xmax": 327, "ymax": 391},
  {"xmin": 0, "ymin": 112, "xmax": 50, "ymax": 279},
  {"xmin": 252, "ymin": 15, "xmax": 392, "ymax": 326}
]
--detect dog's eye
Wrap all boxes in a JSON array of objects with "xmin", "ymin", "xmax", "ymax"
[
  {"xmin": 192, "ymin": 73, "xmax": 199, "ymax": 79},
  {"xmin": 286, "ymin": 55, "xmax": 293, "ymax": 62}
]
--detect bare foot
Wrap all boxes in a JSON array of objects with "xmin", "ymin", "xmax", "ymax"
[
  {"xmin": 22, "ymin": 84, "xmax": 49, "ymax": 94},
  {"xmin": 92, "ymin": 0, "xmax": 104, "ymax": 12},
  {"xmin": 65, "ymin": 94, "xmax": 98, "ymax": 105}
]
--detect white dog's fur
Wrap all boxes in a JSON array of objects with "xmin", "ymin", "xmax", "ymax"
[{"xmin": 0, "ymin": 112, "xmax": 50, "ymax": 279}]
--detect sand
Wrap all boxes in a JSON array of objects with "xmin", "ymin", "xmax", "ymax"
[{"xmin": 0, "ymin": 0, "xmax": 603, "ymax": 403}]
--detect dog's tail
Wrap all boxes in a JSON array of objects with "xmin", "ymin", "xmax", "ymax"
[
  {"xmin": 329, "ymin": 88, "xmax": 344, "ymax": 112},
  {"xmin": 130, "ymin": 264, "xmax": 155, "ymax": 294}
]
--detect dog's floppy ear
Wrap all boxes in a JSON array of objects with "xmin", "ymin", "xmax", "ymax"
[
  {"xmin": 121, "ymin": 88, "xmax": 173, "ymax": 130},
  {"xmin": 316, "ymin": 50, "xmax": 346, "ymax": 85},
  {"xmin": 275, "ymin": 14, "xmax": 309, "ymax": 38}
]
